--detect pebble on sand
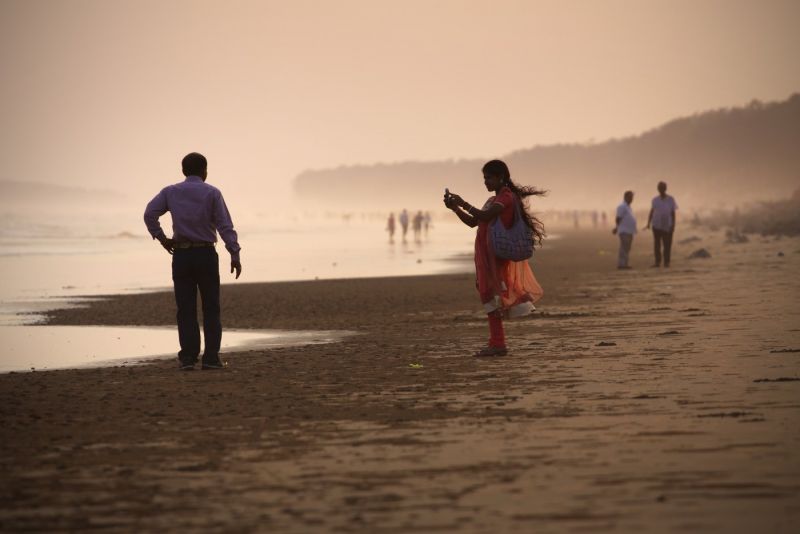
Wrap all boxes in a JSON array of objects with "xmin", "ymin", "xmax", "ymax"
[{"xmin": 688, "ymin": 248, "xmax": 711, "ymax": 259}]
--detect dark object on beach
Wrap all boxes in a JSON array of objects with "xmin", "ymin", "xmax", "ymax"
[
  {"xmin": 725, "ymin": 229, "xmax": 749, "ymax": 244},
  {"xmin": 679, "ymin": 236, "xmax": 702, "ymax": 245},
  {"xmin": 769, "ymin": 348, "xmax": 800, "ymax": 353},
  {"xmin": 688, "ymin": 248, "xmax": 711, "ymax": 259},
  {"xmin": 658, "ymin": 330, "xmax": 681, "ymax": 336},
  {"xmin": 753, "ymin": 377, "xmax": 800, "ymax": 383},
  {"xmin": 777, "ymin": 251, "xmax": 785, "ymax": 257},
  {"xmin": 596, "ymin": 341, "xmax": 617, "ymax": 346}
]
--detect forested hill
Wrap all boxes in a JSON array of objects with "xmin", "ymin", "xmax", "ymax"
[{"xmin": 293, "ymin": 94, "xmax": 800, "ymax": 210}]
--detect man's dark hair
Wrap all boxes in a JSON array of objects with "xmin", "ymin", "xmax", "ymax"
[{"xmin": 182, "ymin": 152, "xmax": 207, "ymax": 176}]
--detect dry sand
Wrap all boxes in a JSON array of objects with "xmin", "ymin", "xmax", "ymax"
[{"xmin": 1, "ymin": 230, "xmax": 799, "ymax": 532}]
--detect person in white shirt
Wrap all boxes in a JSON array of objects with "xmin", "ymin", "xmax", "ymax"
[
  {"xmin": 399, "ymin": 209, "xmax": 409, "ymax": 241},
  {"xmin": 644, "ymin": 181, "xmax": 678, "ymax": 267},
  {"xmin": 612, "ymin": 190, "xmax": 637, "ymax": 269}
]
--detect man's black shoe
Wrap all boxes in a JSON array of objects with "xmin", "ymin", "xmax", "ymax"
[
  {"xmin": 201, "ymin": 361, "xmax": 224, "ymax": 370},
  {"xmin": 179, "ymin": 363, "xmax": 195, "ymax": 371}
]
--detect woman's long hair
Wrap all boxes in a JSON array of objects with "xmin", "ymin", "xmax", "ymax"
[{"xmin": 482, "ymin": 159, "xmax": 546, "ymax": 246}]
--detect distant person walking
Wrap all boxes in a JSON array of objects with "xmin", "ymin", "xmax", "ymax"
[
  {"xmin": 444, "ymin": 159, "xmax": 544, "ymax": 357},
  {"xmin": 612, "ymin": 191, "xmax": 637, "ymax": 269},
  {"xmin": 143, "ymin": 152, "xmax": 242, "ymax": 371},
  {"xmin": 644, "ymin": 181, "xmax": 678, "ymax": 267},
  {"xmin": 386, "ymin": 212, "xmax": 396, "ymax": 242},
  {"xmin": 399, "ymin": 209, "xmax": 409, "ymax": 241},
  {"xmin": 412, "ymin": 211, "xmax": 424, "ymax": 242}
]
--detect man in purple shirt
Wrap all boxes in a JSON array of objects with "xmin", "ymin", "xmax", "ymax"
[{"xmin": 144, "ymin": 152, "xmax": 242, "ymax": 371}]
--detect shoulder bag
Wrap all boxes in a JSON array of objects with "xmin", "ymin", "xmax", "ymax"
[{"xmin": 489, "ymin": 198, "xmax": 534, "ymax": 261}]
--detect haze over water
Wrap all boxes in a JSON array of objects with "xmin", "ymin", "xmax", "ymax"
[{"xmin": 0, "ymin": 209, "xmax": 477, "ymax": 324}]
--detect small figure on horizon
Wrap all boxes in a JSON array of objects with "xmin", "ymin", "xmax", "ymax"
[
  {"xmin": 591, "ymin": 210, "xmax": 599, "ymax": 228},
  {"xmin": 143, "ymin": 152, "xmax": 242, "ymax": 371},
  {"xmin": 399, "ymin": 209, "xmax": 409, "ymax": 242},
  {"xmin": 423, "ymin": 211, "xmax": 432, "ymax": 237},
  {"xmin": 443, "ymin": 159, "xmax": 544, "ymax": 358},
  {"xmin": 386, "ymin": 212, "xmax": 396, "ymax": 242},
  {"xmin": 644, "ymin": 181, "xmax": 678, "ymax": 267},
  {"xmin": 612, "ymin": 190, "xmax": 637, "ymax": 269},
  {"xmin": 601, "ymin": 211, "xmax": 608, "ymax": 227}
]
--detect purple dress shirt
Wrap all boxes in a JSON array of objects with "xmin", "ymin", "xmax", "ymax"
[{"xmin": 143, "ymin": 176, "xmax": 241, "ymax": 261}]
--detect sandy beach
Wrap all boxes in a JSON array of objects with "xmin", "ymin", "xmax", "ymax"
[{"xmin": 1, "ymin": 229, "xmax": 799, "ymax": 532}]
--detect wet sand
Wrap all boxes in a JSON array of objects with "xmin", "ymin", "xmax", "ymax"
[{"xmin": 1, "ymin": 230, "xmax": 799, "ymax": 532}]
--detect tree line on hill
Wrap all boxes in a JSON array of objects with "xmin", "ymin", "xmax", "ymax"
[{"xmin": 294, "ymin": 94, "xmax": 800, "ymax": 211}]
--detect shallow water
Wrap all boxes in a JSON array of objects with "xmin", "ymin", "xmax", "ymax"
[
  {"xmin": 0, "ymin": 213, "xmax": 474, "ymax": 324},
  {"xmin": 0, "ymin": 325, "xmax": 352, "ymax": 373}
]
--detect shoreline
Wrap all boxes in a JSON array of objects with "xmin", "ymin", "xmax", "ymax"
[
  {"xmin": 1, "ymin": 230, "xmax": 799, "ymax": 531},
  {"xmin": 0, "ymin": 325, "xmax": 356, "ymax": 374},
  {"xmin": 38, "ymin": 230, "xmax": 591, "ymax": 334}
]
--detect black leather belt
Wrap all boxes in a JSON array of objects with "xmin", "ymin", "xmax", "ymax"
[{"xmin": 173, "ymin": 241, "xmax": 215, "ymax": 249}]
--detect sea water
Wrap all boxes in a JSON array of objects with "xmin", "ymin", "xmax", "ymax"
[
  {"xmin": 0, "ymin": 210, "xmax": 473, "ymax": 371},
  {"xmin": 0, "ymin": 210, "xmax": 474, "ymax": 322}
]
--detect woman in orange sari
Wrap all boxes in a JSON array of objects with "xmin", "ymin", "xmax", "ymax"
[{"xmin": 444, "ymin": 160, "xmax": 545, "ymax": 357}]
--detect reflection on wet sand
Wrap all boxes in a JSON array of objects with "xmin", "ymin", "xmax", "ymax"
[{"xmin": 0, "ymin": 325, "xmax": 352, "ymax": 373}]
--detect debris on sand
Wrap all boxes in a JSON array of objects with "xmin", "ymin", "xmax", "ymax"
[
  {"xmin": 596, "ymin": 341, "xmax": 617, "ymax": 346},
  {"xmin": 725, "ymin": 230, "xmax": 749, "ymax": 244},
  {"xmin": 679, "ymin": 236, "xmax": 702, "ymax": 245},
  {"xmin": 688, "ymin": 248, "xmax": 711, "ymax": 259},
  {"xmin": 697, "ymin": 411, "xmax": 754, "ymax": 418},
  {"xmin": 658, "ymin": 330, "xmax": 681, "ymax": 336},
  {"xmin": 753, "ymin": 377, "xmax": 800, "ymax": 383}
]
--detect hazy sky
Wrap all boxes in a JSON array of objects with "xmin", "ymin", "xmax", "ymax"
[{"xmin": 1, "ymin": 0, "xmax": 798, "ymax": 206}]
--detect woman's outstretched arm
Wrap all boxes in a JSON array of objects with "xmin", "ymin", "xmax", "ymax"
[
  {"xmin": 449, "ymin": 194, "xmax": 504, "ymax": 222},
  {"xmin": 451, "ymin": 205, "xmax": 479, "ymax": 227}
]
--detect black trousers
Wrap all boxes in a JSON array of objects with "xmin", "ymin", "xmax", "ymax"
[
  {"xmin": 172, "ymin": 247, "xmax": 221, "ymax": 365},
  {"xmin": 652, "ymin": 229, "xmax": 674, "ymax": 266}
]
